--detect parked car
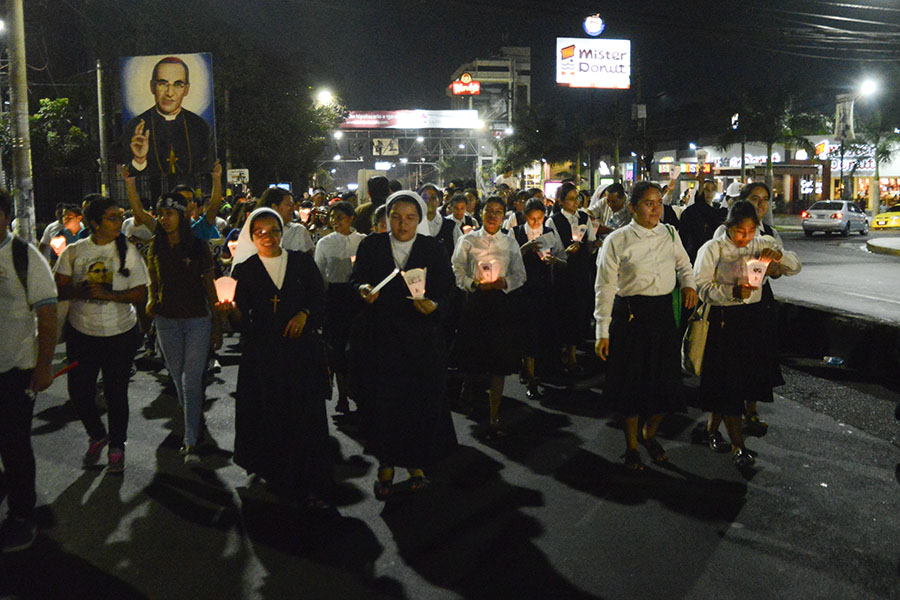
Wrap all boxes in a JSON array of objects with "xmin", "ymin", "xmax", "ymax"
[
  {"xmin": 801, "ymin": 200, "xmax": 868, "ymax": 237},
  {"xmin": 871, "ymin": 204, "xmax": 900, "ymax": 230}
]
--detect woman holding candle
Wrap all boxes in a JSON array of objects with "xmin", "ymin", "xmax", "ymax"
[
  {"xmin": 511, "ymin": 197, "xmax": 566, "ymax": 399},
  {"xmin": 314, "ymin": 201, "xmax": 365, "ymax": 413},
  {"xmin": 693, "ymin": 201, "xmax": 801, "ymax": 469},
  {"xmin": 594, "ymin": 181, "xmax": 699, "ymax": 472},
  {"xmin": 146, "ymin": 192, "xmax": 222, "ymax": 464},
  {"xmin": 548, "ymin": 182, "xmax": 595, "ymax": 375},
  {"xmin": 350, "ymin": 191, "xmax": 456, "ymax": 500},
  {"xmin": 217, "ymin": 208, "xmax": 332, "ymax": 508},
  {"xmin": 451, "ymin": 196, "xmax": 527, "ymax": 437}
]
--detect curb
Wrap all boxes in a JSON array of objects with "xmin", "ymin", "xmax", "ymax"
[{"xmin": 866, "ymin": 238, "xmax": 900, "ymax": 257}]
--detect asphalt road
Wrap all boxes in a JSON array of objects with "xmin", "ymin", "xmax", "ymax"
[
  {"xmin": 774, "ymin": 230, "xmax": 900, "ymax": 324},
  {"xmin": 1, "ymin": 335, "xmax": 898, "ymax": 600}
]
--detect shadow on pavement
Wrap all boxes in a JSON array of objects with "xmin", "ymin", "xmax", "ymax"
[{"xmin": 378, "ymin": 445, "xmax": 600, "ymax": 600}]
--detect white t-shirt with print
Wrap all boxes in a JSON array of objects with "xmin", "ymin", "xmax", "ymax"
[
  {"xmin": 54, "ymin": 236, "xmax": 149, "ymax": 337},
  {"xmin": 0, "ymin": 236, "xmax": 58, "ymax": 372}
]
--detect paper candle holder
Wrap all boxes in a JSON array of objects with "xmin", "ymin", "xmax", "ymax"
[
  {"xmin": 402, "ymin": 267, "xmax": 427, "ymax": 299},
  {"xmin": 50, "ymin": 236, "xmax": 67, "ymax": 256},
  {"xmin": 477, "ymin": 259, "xmax": 501, "ymax": 284},
  {"xmin": 745, "ymin": 258, "xmax": 769, "ymax": 288},
  {"xmin": 214, "ymin": 276, "xmax": 237, "ymax": 303},
  {"xmin": 572, "ymin": 224, "xmax": 588, "ymax": 242}
]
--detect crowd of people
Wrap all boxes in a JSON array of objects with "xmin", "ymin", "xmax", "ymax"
[{"xmin": 0, "ymin": 168, "xmax": 801, "ymax": 552}]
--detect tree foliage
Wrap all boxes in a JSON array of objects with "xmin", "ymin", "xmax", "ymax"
[{"xmin": 0, "ymin": 97, "xmax": 93, "ymax": 176}]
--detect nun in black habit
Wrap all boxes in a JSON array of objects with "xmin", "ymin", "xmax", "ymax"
[
  {"xmin": 349, "ymin": 191, "xmax": 457, "ymax": 500},
  {"xmin": 218, "ymin": 207, "xmax": 332, "ymax": 508}
]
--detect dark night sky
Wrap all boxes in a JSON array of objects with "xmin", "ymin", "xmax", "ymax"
[{"xmin": 206, "ymin": 0, "xmax": 900, "ymax": 113}]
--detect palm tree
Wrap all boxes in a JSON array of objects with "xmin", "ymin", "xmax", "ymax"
[{"xmin": 720, "ymin": 84, "xmax": 826, "ymax": 193}]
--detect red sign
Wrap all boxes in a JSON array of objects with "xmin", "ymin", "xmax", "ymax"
[{"xmin": 450, "ymin": 72, "xmax": 481, "ymax": 96}]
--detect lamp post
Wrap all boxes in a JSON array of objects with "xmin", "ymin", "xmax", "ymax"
[{"xmin": 834, "ymin": 79, "xmax": 877, "ymax": 201}]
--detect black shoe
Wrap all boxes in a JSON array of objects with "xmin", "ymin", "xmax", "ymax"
[
  {"xmin": 708, "ymin": 431, "xmax": 731, "ymax": 453},
  {"xmin": 732, "ymin": 448, "xmax": 756, "ymax": 469},
  {"xmin": 525, "ymin": 384, "xmax": 543, "ymax": 400},
  {"xmin": 0, "ymin": 517, "xmax": 37, "ymax": 553}
]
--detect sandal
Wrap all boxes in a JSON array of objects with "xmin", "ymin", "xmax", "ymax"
[
  {"xmin": 486, "ymin": 420, "xmax": 508, "ymax": 440},
  {"xmin": 624, "ymin": 449, "xmax": 645, "ymax": 472},
  {"xmin": 302, "ymin": 495, "xmax": 331, "ymax": 510},
  {"xmin": 408, "ymin": 475, "xmax": 429, "ymax": 493},
  {"xmin": 639, "ymin": 434, "xmax": 668, "ymax": 463},
  {"xmin": 373, "ymin": 479, "xmax": 392, "ymax": 501}
]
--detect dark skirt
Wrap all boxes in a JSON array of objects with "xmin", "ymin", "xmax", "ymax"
[
  {"xmin": 452, "ymin": 289, "xmax": 521, "ymax": 375},
  {"xmin": 759, "ymin": 281, "xmax": 785, "ymax": 394},
  {"xmin": 552, "ymin": 254, "xmax": 593, "ymax": 345},
  {"xmin": 699, "ymin": 302, "xmax": 778, "ymax": 415},
  {"xmin": 604, "ymin": 294, "xmax": 682, "ymax": 417},
  {"xmin": 348, "ymin": 309, "xmax": 457, "ymax": 468},
  {"xmin": 323, "ymin": 283, "xmax": 358, "ymax": 373},
  {"xmin": 235, "ymin": 334, "xmax": 332, "ymax": 498}
]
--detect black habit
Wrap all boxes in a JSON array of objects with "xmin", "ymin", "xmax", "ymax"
[
  {"xmin": 232, "ymin": 251, "xmax": 331, "ymax": 499},
  {"xmin": 348, "ymin": 233, "xmax": 457, "ymax": 468}
]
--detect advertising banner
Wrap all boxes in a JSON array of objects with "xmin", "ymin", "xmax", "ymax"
[
  {"xmin": 556, "ymin": 38, "xmax": 631, "ymax": 89},
  {"xmin": 341, "ymin": 110, "xmax": 480, "ymax": 130}
]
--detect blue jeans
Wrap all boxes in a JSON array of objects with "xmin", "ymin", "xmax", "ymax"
[{"xmin": 155, "ymin": 315, "xmax": 212, "ymax": 447}]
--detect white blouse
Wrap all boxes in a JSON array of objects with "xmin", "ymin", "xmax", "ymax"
[
  {"xmin": 593, "ymin": 221, "xmax": 696, "ymax": 339},
  {"xmin": 314, "ymin": 230, "xmax": 365, "ymax": 284},
  {"xmin": 451, "ymin": 228, "xmax": 526, "ymax": 294},
  {"xmin": 282, "ymin": 222, "xmax": 315, "ymax": 253},
  {"xmin": 694, "ymin": 233, "xmax": 801, "ymax": 307},
  {"xmin": 548, "ymin": 208, "xmax": 597, "ymax": 243}
]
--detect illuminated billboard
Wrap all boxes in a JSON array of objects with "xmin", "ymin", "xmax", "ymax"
[{"xmin": 556, "ymin": 37, "xmax": 631, "ymax": 89}]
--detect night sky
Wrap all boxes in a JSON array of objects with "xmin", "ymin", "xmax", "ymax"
[{"xmin": 212, "ymin": 0, "xmax": 900, "ymax": 113}]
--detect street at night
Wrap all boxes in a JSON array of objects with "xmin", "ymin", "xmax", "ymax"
[{"xmin": 1, "ymin": 1, "xmax": 900, "ymax": 599}]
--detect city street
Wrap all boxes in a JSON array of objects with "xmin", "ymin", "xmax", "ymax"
[
  {"xmin": 776, "ymin": 229, "xmax": 900, "ymax": 325},
  {"xmin": 1, "ymin": 332, "xmax": 897, "ymax": 599}
]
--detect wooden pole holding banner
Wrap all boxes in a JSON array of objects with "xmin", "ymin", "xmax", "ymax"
[{"xmin": 96, "ymin": 59, "xmax": 110, "ymax": 196}]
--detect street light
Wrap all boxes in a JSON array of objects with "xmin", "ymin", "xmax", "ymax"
[
  {"xmin": 333, "ymin": 154, "xmax": 341, "ymax": 161},
  {"xmin": 860, "ymin": 79, "xmax": 877, "ymax": 97},
  {"xmin": 0, "ymin": 19, "xmax": 5, "ymax": 32},
  {"xmin": 689, "ymin": 142, "xmax": 697, "ymax": 150},
  {"xmin": 316, "ymin": 89, "xmax": 334, "ymax": 105},
  {"xmin": 333, "ymin": 131, "xmax": 343, "ymax": 139},
  {"xmin": 416, "ymin": 136, "xmax": 424, "ymax": 143},
  {"xmin": 504, "ymin": 127, "xmax": 514, "ymax": 136}
]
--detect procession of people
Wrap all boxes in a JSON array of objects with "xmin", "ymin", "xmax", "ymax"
[{"xmin": 1, "ymin": 170, "xmax": 802, "ymax": 553}]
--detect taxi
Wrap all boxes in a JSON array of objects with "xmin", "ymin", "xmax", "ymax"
[{"xmin": 872, "ymin": 204, "xmax": 900, "ymax": 230}]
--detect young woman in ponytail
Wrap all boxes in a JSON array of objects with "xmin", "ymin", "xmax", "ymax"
[{"xmin": 54, "ymin": 195, "xmax": 149, "ymax": 474}]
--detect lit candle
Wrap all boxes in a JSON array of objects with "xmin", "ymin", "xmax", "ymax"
[
  {"xmin": 214, "ymin": 276, "xmax": 238, "ymax": 303},
  {"xmin": 50, "ymin": 235, "xmax": 67, "ymax": 256}
]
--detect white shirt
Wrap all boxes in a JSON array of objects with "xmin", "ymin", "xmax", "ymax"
[
  {"xmin": 548, "ymin": 208, "xmax": 597, "ymax": 243},
  {"xmin": 451, "ymin": 228, "xmax": 526, "ymax": 294},
  {"xmin": 515, "ymin": 223, "xmax": 566, "ymax": 260},
  {"xmin": 259, "ymin": 252, "xmax": 288, "ymax": 290},
  {"xmin": 694, "ymin": 234, "xmax": 801, "ymax": 307},
  {"xmin": 314, "ymin": 231, "xmax": 365, "ymax": 284},
  {"xmin": 0, "ymin": 235, "xmax": 58, "ymax": 371},
  {"xmin": 54, "ymin": 236, "xmax": 149, "ymax": 337},
  {"xmin": 282, "ymin": 222, "xmax": 315, "ymax": 253},
  {"xmin": 40, "ymin": 221, "xmax": 65, "ymax": 245},
  {"xmin": 426, "ymin": 213, "xmax": 444, "ymax": 237},
  {"xmin": 594, "ymin": 221, "xmax": 696, "ymax": 339},
  {"xmin": 122, "ymin": 217, "xmax": 153, "ymax": 243},
  {"xmin": 390, "ymin": 234, "xmax": 415, "ymax": 269}
]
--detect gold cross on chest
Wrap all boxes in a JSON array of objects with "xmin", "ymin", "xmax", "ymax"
[
  {"xmin": 167, "ymin": 145, "xmax": 178, "ymax": 174},
  {"xmin": 270, "ymin": 294, "xmax": 280, "ymax": 313}
]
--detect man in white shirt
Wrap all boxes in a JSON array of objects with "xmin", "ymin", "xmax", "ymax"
[
  {"xmin": 259, "ymin": 187, "xmax": 314, "ymax": 253},
  {"xmin": 0, "ymin": 191, "xmax": 58, "ymax": 552}
]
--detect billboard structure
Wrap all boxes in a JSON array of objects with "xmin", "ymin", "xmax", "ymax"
[
  {"xmin": 556, "ymin": 37, "xmax": 631, "ymax": 89},
  {"xmin": 120, "ymin": 52, "xmax": 216, "ymax": 180}
]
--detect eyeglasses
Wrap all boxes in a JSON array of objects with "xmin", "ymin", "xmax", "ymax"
[
  {"xmin": 747, "ymin": 194, "xmax": 769, "ymax": 203},
  {"xmin": 103, "ymin": 213, "xmax": 124, "ymax": 222},
  {"xmin": 154, "ymin": 79, "xmax": 187, "ymax": 91},
  {"xmin": 252, "ymin": 228, "xmax": 282, "ymax": 239}
]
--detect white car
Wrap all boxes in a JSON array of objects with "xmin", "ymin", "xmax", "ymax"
[{"xmin": 801, "ymin": 201, "xmax": 868, "ymax": 237}]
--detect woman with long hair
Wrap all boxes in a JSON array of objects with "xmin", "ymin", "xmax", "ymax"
[
  {"xmin": 54, "ymin": 195, "xmax": 149, "ymax": 473},
  {"xmin": 146, "ymin": 192, "xmax": 221, "ymax": 464}
]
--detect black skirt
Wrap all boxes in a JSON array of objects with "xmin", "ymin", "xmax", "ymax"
[
  {"xmin": 604, "ymin": 294, "xmax": 682, "ymax": 417},
  {"xmin": 452, "ymin": 289, "xmax": 521, "ymax": 375},
  {"xmin": 699, "ymin": 302, "xmax": 778, "ymax": 415},
  {"xmin": 323, "ymin": 283, "xmax": 358, "ymax": 373}
]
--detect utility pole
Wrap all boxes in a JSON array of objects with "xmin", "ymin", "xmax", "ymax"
[
  {"xmin": 9, "ymin": 0, "xmax": 35, "ymax": 242},
  {"xmin": 96, "ymin": 59, "xmax": 110, "ymax": 196}
]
